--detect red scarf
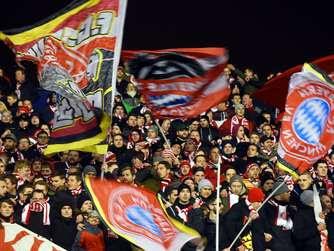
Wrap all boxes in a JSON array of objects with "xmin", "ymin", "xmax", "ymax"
[{"xmin": 21, "ymin": 201, "xmax": 50, "ymax": 225}]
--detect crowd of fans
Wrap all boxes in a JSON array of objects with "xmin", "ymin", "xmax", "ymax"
[{"xmin": 0, "ymin": 62, "xmax": 332, "ymax": 251}]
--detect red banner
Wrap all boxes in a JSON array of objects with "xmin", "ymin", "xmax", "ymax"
[
  {"xmin": 85, "ymin": 177, "xmax": 200, "ymax": 251},
  {"xmin": 277, "ymin": 63, "xmax": 334, "ymax": 177},
  {"xmin": 0, "ymin": 223, "xmax": 66, "ymax": 251},
  {"xmin": 253, "ymin": 55, "xmax": 334, "ymax": 111},
  {"xmin": 122, "ymin": 48, "xmax": 230, "ymax": 118}
]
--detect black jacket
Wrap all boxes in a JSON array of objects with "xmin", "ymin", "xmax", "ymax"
[
  {"xmin": 221, "ymin": 199, "xmax": 265, "ymax": 251},
  {"xmin": 51, "ymin": 217, "xmax": 77, "ymax": 250},
  {"xmin": 292, "ymin": 204, "xmax": 321, "ymax": 251},
  {"xmin": 327, "ymin": 212, "xmax": 334, "ymax": 250}
]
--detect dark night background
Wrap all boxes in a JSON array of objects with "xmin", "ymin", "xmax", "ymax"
[{"xmin": 0, "ymin": 0, "xmax": 333, "ymax": 79}]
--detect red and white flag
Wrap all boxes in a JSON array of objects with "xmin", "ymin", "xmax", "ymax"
[
  {"xmin": 122, "ymin": 48, "xmax": 230, "ymax": 118},
  {"xmin": 0, "ymin": 223, "xmax": 66, "ymax": 251}
]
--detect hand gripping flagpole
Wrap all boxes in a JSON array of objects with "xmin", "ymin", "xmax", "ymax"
[
  {"xmin": 227, "ymin": 180, "xmax": 286, "ymax": 250},
  {"xmin": 101, "ymin": 0, "xmax": 128, "ymax": 180}
]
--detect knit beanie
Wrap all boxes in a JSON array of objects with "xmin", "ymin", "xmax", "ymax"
[
  {"xmin": 300, "ymin": 190, "xmax": 314, "ymax": 207},
  {"xmin": 247, "ymin": 187, "xmax": 265, "ymax": 203},
  {"xmin": 272, "ymin": 181, "xmax": 290, "ymax": 196},
  {"xmin": 178, "ymin": 183, "xmax": 191, "ymax": 194},
  {"xmin": 230, "ymin": 175, "xmax": 244, "ymax": 186},
  {"xmin": 198, "ymin": 179, "xmax": 213, "ymax": 192},
  {"xmin": 77, "ymin": 195, "xmax": 91, "ymax": 210},
  {"xmin": 83, "ymin": 165, "xmax": 97, "ymax": 175}
]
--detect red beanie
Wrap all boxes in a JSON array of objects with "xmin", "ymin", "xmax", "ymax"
[
  {"xmin": 180, "ymin": 160, "xmax": 190, "ymax": 168},
  {"xmin": 247, "ymin": 187, "xmax": 265, "ymax": 203}
]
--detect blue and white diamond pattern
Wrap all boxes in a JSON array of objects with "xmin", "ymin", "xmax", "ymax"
[{"xmin": 293, "ymin": 98, "xmax": 330, "ymax": 145}]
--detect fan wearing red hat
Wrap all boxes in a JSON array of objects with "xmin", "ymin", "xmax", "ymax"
[
  {"xmin": 178, "ymin": 160, "xmax": 192, "ymax": 180},
  {"xmin": 222, "ymin": 187, "xmax": 266, "ymax": 251}
]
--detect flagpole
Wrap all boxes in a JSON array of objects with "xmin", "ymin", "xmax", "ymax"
[
  {"xmin": 216, "ymin": 161, "xmax": 221, "ymax": 250},
  {"xmin": 154, "ymin": 119, "xmax": 171, "ymax": 149},
  {"xmin": 227, "ymin": 181, "xmax": 285, "ymax": 250},
  {"xmin": 101, "ymin": 0, "xmax": 128, "ymax": 180}
]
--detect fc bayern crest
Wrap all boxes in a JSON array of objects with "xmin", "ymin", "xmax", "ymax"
[
  {"xmin": 292, "ymin": 98, "xmax": 330, "ymax": 145},
  {"xmin": 279, "ymin": 75, "xmax": 334, "ymax": 174}
]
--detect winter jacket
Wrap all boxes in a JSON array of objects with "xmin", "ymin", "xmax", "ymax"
[
  {"xmin": 292, "ymin": 204, "xmax": 321, "ymax": 251},
  {"xmin": 72, "ymin": 223, "xmax": 105, "ymax": 251},
  {"xmin": 51, "ymin": 217, "xmax": 77, "ymax": 250}
]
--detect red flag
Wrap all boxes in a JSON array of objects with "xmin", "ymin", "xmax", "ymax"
[
  {"xmin": 122, "ymin": 48, "xmax": 230, "ymax": 118},
  {"xmin": 0, "ymin": 223, "xmax": 66, "ymax": 251},
  {"xmin": 84, "ymin": 177, "xmax": 200, "ymax": 251},
  {"xmin": 253, "ymin": 54, "xmax": 334, "ymax": 111},
  {"xmin": 277, "ymin": 63, "xmax": 334, "ymax": 177}
]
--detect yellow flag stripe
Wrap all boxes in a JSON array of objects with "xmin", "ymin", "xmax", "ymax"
[{"xmin": 0, "ymin": 0, "xmax": 100, "ymax": 45}]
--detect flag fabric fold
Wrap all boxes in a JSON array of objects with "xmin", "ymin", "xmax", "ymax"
[
  {"xmin": 122, "ymin": 48, "xmax": 230, "ymax": 118},
  {"xmin": 84, "ymin": 177, "xmax": 200, "ymax": 251},
  {"xmin": 277, "ymin": 63, "xmax": 334, "ymax": 177},
  {"xmin": 1, "ymin": 0, "xmax": 128, "ymax": 154},
  {"xmin": 0, "ymin": 223, "xmax": 66, "ymax": 251}
]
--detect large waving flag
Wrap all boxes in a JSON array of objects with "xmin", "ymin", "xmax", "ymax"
[
  {"xmin": 277, "ymin": 63, "xmax": 334, "ymax": 178},
  {"xmin": 122, "ymin": 48, "xmax": 230, "ymax": 118},
  {"xmin": 0, "ymin": 0, "xmax": 127, "ymax": 154},
  {"xmin": 84, "ymin": 177, "xmax": 200, "ymax": 251},
  {"xmin": 0, "ymin": 223, "xmax": 66, "ymax": 251},
  {"xmin": 253, "ymin": 55, "xmax": 334, "ymax": 111}
]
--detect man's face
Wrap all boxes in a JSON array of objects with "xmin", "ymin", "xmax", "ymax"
[
  {"xmin": 217, "ymin": 102, "xmax": 228, "ymax": 111},
  {"xmin": 316, "ymin": 163, "xmax": 328, "ymax": 178},
  {"xmin": 88, "ymin": 216, "xmax": 100, "ymax": 226},
  {"xmin": 127, "ymin": 116, "xmax": 137, "ymax": 127},
  {"xmin": 4, "ymin": 139, "xmax": 16, "ymax": 151},
  {"xmin": 37, "ymin": 133, "xmax": 49, "ymax": 145},
  {"xmin": 223, "ymin": 144, "xmax": 234, "ymax": 155},
  {"xmin": 121, "ymin": 169, "xmax": 135, "ymax": 184},
  {"xmin": 195, "ymin": 156, "xmax": 207, "ymax": 168},
  {"xmin": 32, "ymin": 161, "xmax": 42, "ymax": 173},
  {"xmin": 230, "ymin": 182, "xmax": 243, "ymax": 195},
  {"xmin": 68, "ymin": 151, "xmax": 80, "ymax": 165},
  {"xmin": 61, "ymin": 205, "xmax": 73, "ymax": 218},
  {"xmin": 80, "ymin": 200, "xmax": 93, "ymax": 212},
  {"xmin": 200, "ymin": 187, "xmax": 212, "ymax": 199},
  {"xmin": 199, "ymin": 118, "xmax": 209, "ymax": 128},
  {"xmin": 113, "ymin": 135, "xmax": 124, "ymax": 148},
  {"xmin": 234, "ymin": 105, "xmax": 245, "ymax": 118},
  {"xmin": 34, "ymin": 184, "xmax": 48, "ymax": 196},
  {"xmin": 31, "ymin": 192, "xmax": 44, "ymax": 203},
  {"xmin": 0, "ymin": 180, "xmax": 7, "ymax": 197},
  {"xmin": 0, "ymin": 202, "xmax": 13, "ymax": 217},
  {"xmin": 262, "ymin": 125, "xmax": 273, "ymax": 137},
  {"xmin": 4, "ymin": 178, "xmax": 15, "ymax": 193},
  {"xmin": 242, "ymin": 94, "xmax": 252, "ymax": 107},
  {"xmin": 51, "ymin": 176, "xmax": 65, "ymax": 190},
  {"xmin": 232, "ymin": 95, "xmax": 241, "ymax": 105},
  {"xmin": 180, "ymin": 164, "xmax": 191, "ymax": 176},
  {"xmin": 225, "ymin": 169, "xmax": 236, "ymax": 183},
  {"xmin": 262, "ymin": 179, "xmax": 274, "ymax": 192},
  {"xmin": 157, "ymin": 164, "xmax": 169, "ymax": 179},
  {"xmin": 247, "ymin": 166, "xmax": 260, "ymax": 179},
  {"xmin": 0, "ymin": 162, "xmax": 5, "ymax": 175},
  {"xmin": 1, "ymin": 112, "xmax": 12, "ymax": 123},
  {"xmin": 15, "ymin": 70, "xmax": 25, "ymax": 83},
  {"xmin": 193, "ymin": 171, "xmax": 205, "ymax": 184},
  {"xmin": 18, "ymin": 138, "xmax": 30, "ymax": 151},
  {"xmin": 209, "ymin": 198, "xmax": 223, "ymax": 214},
  {"xmin": 67, "ymin": 176, "xmax": 81, "ymax": 190},
  {"xmin": 298, "ymin": 174, "xmax": 313, "ymax": 190},
  {"xmin": 177, "ymin": 129, "xmax": 189, "ymax": 139},
  {"xmin": 250, "ymin": 134, "xmax": 260, "ymax": 145},
  {"xmin": 210, "ymin": 148, "xmax": 220, "ymax": 163},
  {"xmin": 247, "ymin": 145, "xmax": 258, "ymax": 157},
  {"xmin": 168, "ymin": 190, "xmax": 178, "ymax": 204},
  {"xmin": 179, "ymin": 189, "xmax": 191, "ymax": 203},
  {"xmin": 321, "ymin": 195, "xmax": 332, "ymax": 211}
]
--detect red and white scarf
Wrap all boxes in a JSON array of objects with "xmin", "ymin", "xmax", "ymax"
[
  {"xmin": 231, "ymin": 115, "xmax": 249, "ymax": 135},
  {"xmin": 70, "ymin": 187, "xmax": 83, "ymax": 197},
  {"xmin": 268, "ymin": 200, "xmax": 293, "ymax": 230},
  {"xmin": 22, "ymin": 201, "xmax": 50, "ymax": 225}
]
